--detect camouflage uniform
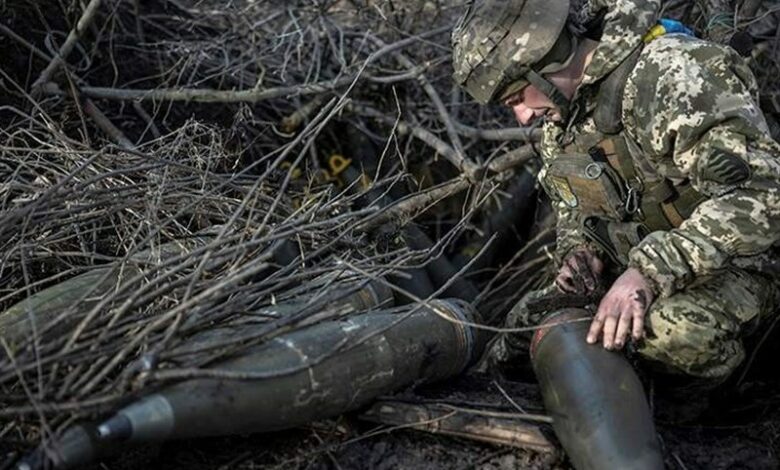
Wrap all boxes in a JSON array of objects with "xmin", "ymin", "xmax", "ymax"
[{"xmin": 485, "ymin": 0, "xmax": 780, "ymax": 380}]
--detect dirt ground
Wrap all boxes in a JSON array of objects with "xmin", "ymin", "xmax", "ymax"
[{"xmin": 79, "ymin": 372, "xmax": 780, "ymax": 470}]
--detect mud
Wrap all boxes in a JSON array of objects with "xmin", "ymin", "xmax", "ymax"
[{"xmin": 78, "ymin": 373, "xmax": 780, "ymax": 470}]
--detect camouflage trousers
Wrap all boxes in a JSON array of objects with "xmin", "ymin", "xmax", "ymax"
[{"xmin": 492, "ymin": 268, "xmax": 780, "ymax": 380}]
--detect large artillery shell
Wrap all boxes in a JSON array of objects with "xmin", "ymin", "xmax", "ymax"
[
  {"xmin": 0, "ymin": 237, "xmax": 205, "ymax": 351},
  {"xmin": 19, "ymin": 276, "xmax": 395, "ymax": 470},
  {"xmin": 0, "ymin": 236, "xmax": 298, "ymax": 356},
  {"xmin": 531, "ymin": 308, "xmax": 663, "ymax": 470},
  {"xmin": 99, "ymin": 299, "xmax": 484, "ymax": 441},
  {"xmin": 20, "ymin": 299, "xmax": 483, "ymax": 468}
]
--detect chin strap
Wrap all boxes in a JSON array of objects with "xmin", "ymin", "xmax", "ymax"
[{"xmin": 525, "ymin": 70, "xmax": 572, "ymax": 122}]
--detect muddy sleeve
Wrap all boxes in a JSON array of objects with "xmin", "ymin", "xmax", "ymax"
[{"xmin": 625, "ymin": 38, "xmax": 780, "ymax": 297}]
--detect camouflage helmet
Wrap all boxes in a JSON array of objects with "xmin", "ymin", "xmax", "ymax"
[{"xmin": 452, "ymin": 0, "xmax": 572, "ymax": 105}]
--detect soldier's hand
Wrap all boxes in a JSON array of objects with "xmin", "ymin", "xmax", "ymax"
[
  {"xmin": 587, "ymin": 267, "xmax": 653, "ymax": 350},
  {"xmin": 555, "ymin": 248, "xmax": 604, "ymax": 294}
]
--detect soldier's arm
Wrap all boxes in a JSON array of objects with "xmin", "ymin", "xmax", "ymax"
[
  {"xmin": 554, "ymin": 200, "xmax": 591, "ymax": 264},
  {"xmin": 625, "ymin": 38, "xmax": 780, "ymax": 298},
  {"xmin": 537, "ymin": 166, "xmax": 600, "ymax": 266}
]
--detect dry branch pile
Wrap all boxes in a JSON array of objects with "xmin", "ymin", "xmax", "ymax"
[{"xmin": 0, "ymin": 0, "xmax": 778, "ymax": 467}]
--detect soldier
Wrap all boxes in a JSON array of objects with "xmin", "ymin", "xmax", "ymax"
[{"xmin": 453, "ymin": 0, "xmax": 780, "ymax": 467}]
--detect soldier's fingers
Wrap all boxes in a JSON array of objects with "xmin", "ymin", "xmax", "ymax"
[
  {"xmin": 587, "ymin": 310, "xmax": 606, "ymax": 344},
  {"xmin": 556, "ymin": 279, "xmax": 576, "ymax": 293},
  {"xmin": 559, "ymin": 262, "xmax": 573, "ymax": 275},
  {"xmin": 573, "ymin": 252, "xmax": 597, "ymax": 292},
  {"xmin": 632, "ymin": 303, "xmax": 646, "ymax": 341},
  {"xmin": 614, "ymin": 305, "xmax": 632, "ymax": 349},
  {"xmin": 555, "ymin": 272, "xmax": 576, "ymax": 293},
  {"xmin": 602, "ymin": 312, "xmax": 619, "ymax": 350},
  {"xmin": 555, "ymin": 263, "xmax": 574, "ymax": 290},
  {"xmin": 563, "ymin": 257, "xmax": 587, "ymax": 293},
  {"xmin": 569, "ymin": 251, "xmax": 592, "ymax": 280},
  {"xmin": 569, "ymin": 270, "xmax": 586, "ymax": 294},
  {"xmin": 587, "ymin": 253, "xmax": 604, "ymax": 276}
]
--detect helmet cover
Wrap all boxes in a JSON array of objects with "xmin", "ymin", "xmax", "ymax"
[{"xmin": 452, "ymin": 0, "xmax": 571, "ymax": 104}]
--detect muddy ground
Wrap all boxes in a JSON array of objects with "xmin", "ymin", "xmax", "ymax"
[{"xmin": 71, "ymin": 370, "xmax": 780, "ymax": 470}]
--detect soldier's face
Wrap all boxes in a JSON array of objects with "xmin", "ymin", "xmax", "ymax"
[
  {"xmin": 504, "ymin": 84, "xmax": 560, "ymax": 126},
  {"xmin": 503, "ymin": 68, "xmax": 583, "ymax": 126}
]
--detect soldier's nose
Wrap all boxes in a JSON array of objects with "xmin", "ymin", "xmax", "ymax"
[{"xmin": 512, "ymin": 103, "xmax": 536, "ymax": 126}]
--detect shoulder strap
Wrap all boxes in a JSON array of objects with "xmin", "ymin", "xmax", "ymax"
[{"xmin": 592, "ymin": 46, "xmax": 643, "ymax": 135}]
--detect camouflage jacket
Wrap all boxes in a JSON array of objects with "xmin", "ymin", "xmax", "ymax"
[{"xmin": 538, "ymin": 0, "xmax": 780, "ymax": 298}]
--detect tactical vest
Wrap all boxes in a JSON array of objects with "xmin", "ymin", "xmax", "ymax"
[{"xmin": 544, "ymin": 37, "xmax": 706, "ymax": 266}]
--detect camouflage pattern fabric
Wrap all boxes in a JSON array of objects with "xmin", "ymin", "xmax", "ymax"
[
  {"xmin": 536, "ymin": 0, "xmax": 662, "ymax": 265},
  {"xmin": 578, "ymin": 0, "xmax": 661, "ymax": 86},
  {"xmin": 451, "ymin": 0, "xmax": 569, "ymax": 104},
  {"xmin": 637, "ymin": 268, "xmax": 778, "ymax": 379},
  {"xmin": 623, "ymin": 35, "xmax": 780, "ymax": 298},
  {"xmin": 489, "ymin": 284, "xmax": 559, "ymax": 367},
  {"xmin": 535, "ymin": 4, "xmax": 780, "ymax": 299},
  {"xmin": 537, "ymin": 120, "xmax": 604, "ymax": 265},
  {"xmin": 492, "ymin": 269, "xmax": 778, "ymax": 380}
]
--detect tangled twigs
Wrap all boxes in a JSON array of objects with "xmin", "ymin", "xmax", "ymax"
[
  {"xmin": 0, "ymin": 1, "xmax": 778, "ymax": 466},
  {"xmin": 359, "ymin": 143, "xmax": 537, "ymax": 229},
  {"xmin": 348, "ymin": 103, "xmax": 463, "ymax": 170},
  {"xmin": 361, "ymin": 32, "xmax": 476, "ymax": 176},
  {"xmin": 359, "ymin": 177, "xmax": 473, "ymax": 230},
  {"xmin": 0, "ymin": 22, "xmax": 135, "ymax": 149}
]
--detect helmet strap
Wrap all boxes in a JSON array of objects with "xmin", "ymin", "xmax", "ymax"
[{"xmin": 525, "ymin": 70, "xmax": 572, "ymax": 122}]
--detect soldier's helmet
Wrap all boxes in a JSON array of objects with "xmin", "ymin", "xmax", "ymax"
[{"xmin": 452, "ymin": 0, "xmax": 575, "ymax": 105}]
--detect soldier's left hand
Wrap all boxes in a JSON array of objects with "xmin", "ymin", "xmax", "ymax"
[{"xmin": 586, "ymin": 268, "xmax": 654, "ymax": 350}]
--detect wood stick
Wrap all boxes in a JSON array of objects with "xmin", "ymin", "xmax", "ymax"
[
  {"xmin": 31, "ymin": 0, "xmax": 104, "ymax": 91},
  {"xmin": 359, "ymin": 144, "xmax": 537, "ymax": 229},
  {"xmin": 82, "ymin": 98, "xmax": 135, "ymax": 150},
  {"xmin": 360, "ymin": 400, "xmax": 556, "ymax": 453},
  {"xmin": 456, "ymin": 123, "xmax": 542, "ymax": 142},
  {"xmin": 59, "ymin": 76, "xmax": 358, "ymax": 104},
  {"xmin": 488, "ymin": 145, "xmax": 537, "ymax": 173},
  {"xmin": 359, "ymin": 177, "xmax": 471, "ymax": 229}
]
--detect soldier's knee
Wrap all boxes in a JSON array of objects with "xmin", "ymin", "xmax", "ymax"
[
  {"xmin": 634, "ymin": 271, "xmax": 778, "ymax": 380},
  {"xmin": 636, "ymin": 297, "xmax": 747, "ymax": 379},
  {"xmin": 488, "ymin": 284, "xmax": 559, "ymax": 367},
  {"xmin": 637, "ymin": 332, "xmax": 744, "ymax": 380},
  {"xmin": 504, "ymin": 284, "xmax": 559, "ymax": 329},
  {"xmin": 636, "ymin": 300, "xmax": 745, "ymax": 380}
]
